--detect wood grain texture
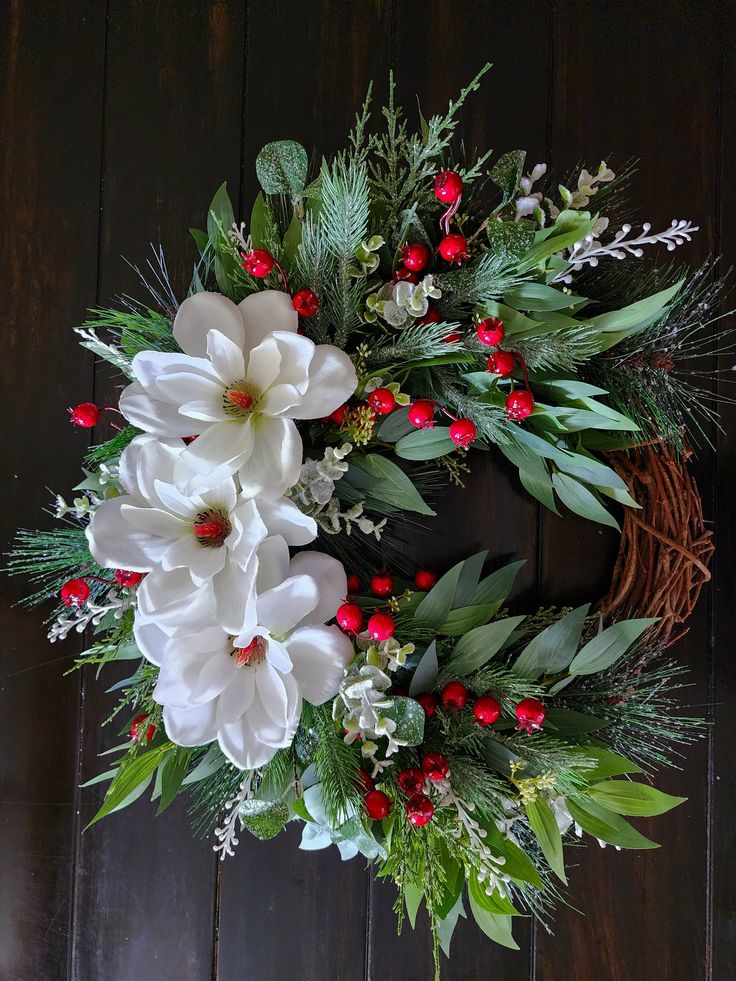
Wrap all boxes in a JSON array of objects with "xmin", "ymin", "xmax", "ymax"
[
  {"xmin": 0, "ymin": 1, "xmax": 732, "ymax": 979},
  {"xmin": 0, "ymin": 2, "xmax": 106, "ymax": 979}
]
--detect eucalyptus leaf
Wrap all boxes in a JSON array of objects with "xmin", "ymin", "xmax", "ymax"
[
  {"xmin": 395, "ymin": 427, "xmax": 457, "ymax": 460},
  {"xmin": 351, "ymin": 454, "xmax": 435, "ymax": 516},
  {"xmin": 377, "ymin": 407, "xmax": 414, "ymax": 442},
  {"xmin": 505, "ymin": 282, "xmax": 586, "ymax": 312},
  {"xmin": 471, "ymin": 559, "xmax": 526, "ymax": 608},
  {"xmin": 552, "ymin": 472, "xmax": 620, "ymax": 530},
  {"xmin": 414, "ymin": 560, "xmax": 464, "ymax": 628},
  {"xmin": 569, "ymin": 618, "xmax": 657, "ymax": 675},
  {"xmin": 408, "ymin": 641, "xmax": 438, "ymax": 695},
  {"xmin": 512, "ymin": 604, "xmax": 589, "ymax": 678},
  {"xmin": 450, "ymin": 616, "xmax": 526, "ymax": 675},
  {"xmin": 438, "ymin": 603, "xmax": 498, "ymax": 635}
]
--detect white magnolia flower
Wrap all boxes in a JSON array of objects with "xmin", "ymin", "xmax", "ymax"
[
  {"xmin": 134, "ymin": 547, "xmax": 354, "ymax": 770},
  {"xmin": 86, "ymin": 434, "xmax": 316, "ymax": 633},
  {"xmin": 118, "ymin": 290, "xmax": 358, "ymax": 498}
]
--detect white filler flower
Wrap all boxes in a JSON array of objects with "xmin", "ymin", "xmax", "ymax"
[
  {"xmin": 119, "ymin": 290, "xmax": 358, "ymax": 498},
  {"xmin": 134, "ymin": 547, "xmax": 354, "ymax": 769},
  {"xmin": 86, "ymin": 434, "xmax": 316, "ymax": 633}
]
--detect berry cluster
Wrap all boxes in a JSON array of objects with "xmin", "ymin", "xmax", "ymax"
[{"xmin": 415, "ymin": 679, "xmax": 546, "ymax": 736}]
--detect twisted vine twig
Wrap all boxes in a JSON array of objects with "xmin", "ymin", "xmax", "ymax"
[{"xmin": 596, "ymin": 440, "xmax": 714, "ymax": 647}]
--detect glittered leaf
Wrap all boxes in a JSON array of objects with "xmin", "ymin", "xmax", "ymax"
[
  {"xmin": 408, "ymin": 641, "xmax": 438, "ymax": 696},
  {"xmin": 255, "ymin": 140, "xmax": 308, "ymax": 197},
  {"xmin": 486, "ymin": 219, "xmax": 535, "ymax": 260},
  {"xmin": 383, "ymin": 696, "xmax": 425, "ymax": 746},
  {"xmin": 489, "ymin": 150, "xmax": 526, "ymax": 201},
  {"xmin": 241, "ymin": 799, "xmax": 289, "ymax": 840}
]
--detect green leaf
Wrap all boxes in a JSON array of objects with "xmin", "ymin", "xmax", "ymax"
[
  {"xmin": 249, "ymin": 191, "xmax": 280, "ymax": 253},
  {"xmin": 404, "ymin": 880, "xmax": 424, "ymax": 928},
  {"xmin": 498, "ymin": 440, "xmax": 558, "ymax": 514},
  {"xmin": 395, "ymin": 427, "xmax": 457, "ymax": 460},
  {"xmin": 377, "ymin": 407, "xmax": 413, "ymax": 442},
  {"xmin": 525, "ymin": 797, "xmax": 566, "ymax": 883},
  {"xmin": 589, "ymin": 780, "xmax": 686, "ymax": 817},
  {"xmin": 156, "ymin": 747, "xmax": 192, "ymax": 815},
  {"xmin": 241, "ymin": 799, "xmax": 290, "ymax": 840},
  {"xmin": 552, "ymin": 472, "xmax": 620, "ymax": 530},
  {"xmin": 437, "ymin": 894, "xmax": 466, "ymax": 957},
  {"xmin": 408, "ymin": 641, "xmax": 438, "ymax": 695},
  {"xmin": 255, "ymin": 140, "xmax": 308, "ymax": 197},
  {"xmin": 512, "ymin": 604, "xmax": 589, "ymax": 678},
  {"xmin": 352, "ymin": 454, "xmax": 435, "ymax": 515},
  {"xmin": 489, "ymin": 150, "xmax": 526, "ymax": 202},
  {"xmin": 454, "ymin": 550, "xmax": 489, "ymax": 606},
  {"xmin": 544, "ymin": 707, "xmax": 609, "ymax": 736},
  {"xmin": 577, "ymin": 747, "xmax": 644, "ymax": 781},
  {"xmin": 566, "ymin": 796, "xmax": 660, "ymax": 849},
  {"xmin": 292, "ymin": 797, "xmax": 313, "ymax": 822},
  {"xmin": 480, "ymin": 740, "xmax": 521, "ymax": 777},
  {"xmin": 207, "ymin": 182, "xmax": 238, "ymax": 299},
  {"xmin": 182, "ymin": 743, "xmax": 226, "ymax": 785},
  {"xmin": 569, "ymin": 618, "xmax": 657, "ymax": 675},
  {"xmin": 586, "ymin": 281, "xmax": 684, "ymax": 351},
  {"xmin": 414, "ymin": 560, "xmax": 463, "ymax": 628},
  {"xmin": 469, "ymin": 895, "xmax": 519, "ymax": 950},
  {"xmin": 450, "ymin": 616, "xmax": 526, "ymax": 675},
  {"xmin": 86, "ymin": 744, "xmax": 169, "ymax": 828},
  {"xmin": 471, "ymin": 559, "xmax": 526, "ymax": 608},
  {"xmin": 468, "ymin": 873, "xmax": 518, "ymax": 915},
  {"xmin": 486, "ymin": 219, "xmax": 535, "ymax": 260},
  {"xmin": 382, "ymin": 697, "xmax": 425, "ymax": 746},
  {"xmin": 479, "ymin": 818, "xmax": 543, "ymax": 888},
  {"xmin": 505, "ymin": 282, "xmax": 586, "ymax": 312},
  {"xmin": 281, "ymin": 210, "xmax": 303, "ymax": 264},
  {"xmin": 438, "ymin": 603, "xmax": 498, "ymax": 635}
]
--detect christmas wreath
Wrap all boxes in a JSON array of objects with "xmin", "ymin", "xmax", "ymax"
[{"xmin": 10, "ymin": 67, "xmax": 727, "ymax": 970}]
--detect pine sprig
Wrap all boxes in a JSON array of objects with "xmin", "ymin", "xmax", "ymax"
[{"xmin": 311, "ymin": 703, "xmax": 363, "ymax": 824}]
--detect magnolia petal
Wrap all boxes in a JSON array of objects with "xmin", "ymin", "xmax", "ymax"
[
  {"xmin": 288, "ymin": 551, "xmax": 348, "ymax": 626},
  {"xmin": 188, "ymin": 541, "xmax": 228, "ymax": 586},
  {"xmin": 137, "ymin": 568, "xmax": 216, "ymax": 626},
  {"xmin": 264, "ymin": 637, "xmax": 292, "ymax": 675},
  {"xmin": 152, "ymin": 479, "xmax": 198, "ymax": 519},
  {"xmin": 207, "ymin": 329, "xmax": 246, "ymax": 385},
  {"xmin": 285, "ymin": 345, "xmax": 358, "ymax": 420},
  {"xmin": 154, "ymin": 368, "xmax": 223, "ymax": 407},
  {"xmin": 238, "ymin": 289, "xmax": 298, "ymax": 354},
  {"xmin": 163, "ymin": 702, "xmax": 218, "ymax": 747},
  {"xmin": 120, "ymin": 504, "xmax": 189, "ymax": 540},
  {"xmin": 132, "ymin": 351, "xmax": 218, "ymax": 391},
  {"xmin": 215, "ymin": 668, "xmax": 257, "ymax": 725},
  {"xmin": 217, "ymin": 717, "xmax": 278, "ymax": 770},
  {"xmin": 238, "ymin": 415, "xmax": 302, "ymax": 499},
  {"xmin": 256, "ymin": 575, "xmax": 319, "ymax": 637},
  {"xmin": 257, "ymin": 497, "xmax": 317, "ymax": 547},
  {"xmin": 255, "ymin": 661, "xmax": 290, "ymax": 727},
  {"xmin": 119, "ymin": 381, "xmax": 196, "ymax": 437},
  {"xmin": 181, "ymin": 418, "xmax": 254, "ymax": 475},
  {"xmin": 254, "ymin": 536, "xmax": 291, "ymax": 593},
  {"xmin": 86, "ymin": 497, "xmax": 159, "ymax": 572},
  {"xmin": 173, "ymin": 291, "xmax": 245, "ymax": 358},
  {"xmin": 213, "ymin": 559, "xmax": 258, "ymax": 634},
  {"xmin": 132, "ymin": 613, "xmax": 171, "ymax": 667},
  {"xmin": 245, "ymin": 336, "xmax": 282, "ymax": 392},
  {"xmin": 286, "ymin": 625, "xmax": 354, "ymax": 705},
  {"xmin": 270, "ymin": 331, "xmax": 314, "ymax": 394}
]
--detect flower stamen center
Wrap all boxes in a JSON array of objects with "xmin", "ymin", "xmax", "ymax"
[
  {"xmin": 234, "ymin": 635, "xmax": 267, "ymax": 667},
  {"xmin": 193, "ymin": 509, "xmax": 231, "ymax": 547},
  {"xmin": 223, "ymin": 381, "xmax": 260, "ymax": 418}
]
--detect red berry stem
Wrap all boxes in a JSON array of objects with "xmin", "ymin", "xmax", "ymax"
[
  {"xmin": 439, "ymin": 196, "xmax": 461, "ymax": 236},
  {"xmin": 273, "ymin": 258, "xmax": 289, "ymax": 293}
]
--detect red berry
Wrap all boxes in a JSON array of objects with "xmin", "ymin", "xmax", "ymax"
[
  {"xmin": 130, "ymin": 714, "xmax": 155, "ymax": 742},
  {"xmin": 401, "ymin": 242, "xmax": 431, "ymax": 272},
  {"xmin": 422, "ymin": 752, "xmax": 450, "ymax": 781},
  {"xmin": 328, "ymin": 403, "xmax": 348, "ymax": 426},
  {"xmin": 292, "ymin": 289, "xmax": 319, "ymax": 317},
  {"xmin": 393, "ymin": 267, "xmax": 420, "ymax": 284},
  {"xmin": 405, "ymin": 793, "xmax": 434, "ymax": 827},
  {"xmin": 487, "ymin": 350, "xmax": 516, "ymax": 378},
  {"xmin": 367, "ymin": 612, "xmax": 395, "ymax": 641},
  {"xmin": 434, "ymin": 170, "xmax": 463, "ymax": 205},
  {"xmin": 516, "ymin": 697, "xmax": 545, "ymax": 734},
  {"xmin": 60, "ymin": 578, "xmax": 90, "ymax": 607},
  {"xmin": 336, "ymin": 603, "xmax": 364, "ymax": 634},
  {"xmin": 474, "ymin": 695, "xmax": 502, "ymax": 726},
  {"xmin": 438, "ymin": 233, "xmax": 468, "ymax": 263},
  {"xmin": 449, "ymin": 418, "xmax": 477, "ymax": 447},
  {"xmin": 346, "ymin": 573, "xmax": 361, "ymax": 594},
  {"xmin": 68, "ymin": 402, "xmax": 100, "ymax": 428},
  {"xmin": 115, "ymin": 569, "xmax": 143, "ymax": 587},
  {"xmin": 408, "ymin": 401, "xmax": 436, "ymax": 429},
  {"xmin": 242, "ymin": 249, "xmax": 274, "ymax": 278},
  {"xmin": 416, "ymin": 307, "xmax": 440, "ymax": 325},
  {"xmin": 367, "ymin": 388, "xmax": 396, "ymax": 415},
  {"xmin": 397, "ymin": 768, "xmax": 425, "ymax": 796},
  {"xmin": 357, "ymin": 770, "xmax": 374, "ymax": 792},
  {"xmin": 441, "ymin": 680, "xmax": 468, "ymax": 711},
  {"xmin": 476, "ymin": 316, "xmax": 505, "ymax": 346},
  {"xmin": 506, "ymin": 389, "xmax": 535, "ymax": 421},
  {"xmin": 443, "ymin": 331, "xmax": 463, "ymax": 343},
  {"xmin": 370, "ymin": 573, "xmax": 394, "ymax": 597},
  {"xmin": 414, "ymin": 569, "xmax": 438, "ymax": 591},
  {"xmin": 416, "ymin": 692, "xmax": 438, "ymax": 718},
  {"xmin": 365, "ymin": 789, "xmax": 392, "ymax": 819}
]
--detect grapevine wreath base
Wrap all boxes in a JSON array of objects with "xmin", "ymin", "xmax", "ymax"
[{"xmin": 9, "ymin": 68, "xmax": 728, "ymax": 970}]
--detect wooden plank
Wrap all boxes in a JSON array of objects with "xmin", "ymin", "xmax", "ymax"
[
  {"xmin": 215, "ymin": 5, "xmax": 392, "ymax": 979},
  {"xmin": 537, "ymin": 3, "xmax": 719, "ymax": 978},
  {"xmin": 0, "ymin": 2, "xmax": 106, "ymax": 978},
  {"xmin": 365, "ymin": 3, "xmax": 553, "ymax": 977},
  {"xmin": 712, "ymin": 4, "xmax": 734, "ymax": 977},
  {"xmin": 70, "ymin": 4, "xmax": 245, "ymax": 979}
]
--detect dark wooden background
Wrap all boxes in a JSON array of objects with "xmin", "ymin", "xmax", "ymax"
[{"xmin": 2, "ymin": 2, "xmax": 734, "ymax": 978}]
